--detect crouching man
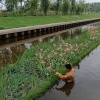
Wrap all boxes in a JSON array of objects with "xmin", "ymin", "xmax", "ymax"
[{"xmin": 55, "ymin": 63, "xmax": 75, "ymax": 83}]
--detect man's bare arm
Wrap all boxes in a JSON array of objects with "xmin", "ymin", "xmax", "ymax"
[{"xmin": 55, "ymin": 72, "xmax": 69, "ymax": 80}]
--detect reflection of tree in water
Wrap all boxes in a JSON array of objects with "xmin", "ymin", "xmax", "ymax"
[
  {"xmin": 60, "ymin": 32, "xmax": 70, "ymax": 40},
  {"xmin": 74, "ymin": 63, "xmax": 80, "ymax": 70},
  {"xmin": 55, "ymin": 82, "xmax": 74, "ymax": 97},
  {"xmin": 0, "ymin": 45, "xmax": 25, "ymax": 67},
  {"xmin": 69, "ymin": 28, "xmax": 82, "ymax": 39},
  {"xmin": 24, "ymin": 42, "xmax": 32, "ymax": 49}
]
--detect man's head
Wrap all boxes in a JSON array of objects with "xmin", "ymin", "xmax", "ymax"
[{"xmin": 65, "ymin": 63, "xmax": 72, "ymax": 70}]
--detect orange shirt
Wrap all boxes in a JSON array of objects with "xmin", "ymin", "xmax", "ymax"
[{"xmin": 56, "ymin": 68, "xmax": 75, "ymax": 83}]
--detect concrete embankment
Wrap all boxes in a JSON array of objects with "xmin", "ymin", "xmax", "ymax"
[{"xmin": 0, "ymin": 18, "xmax": 100, "ymax": 39}]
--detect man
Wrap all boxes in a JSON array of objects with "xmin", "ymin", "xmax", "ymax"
[{"xmin": 55, "ymin": 63, "xmax": 75, "ymax": 83}]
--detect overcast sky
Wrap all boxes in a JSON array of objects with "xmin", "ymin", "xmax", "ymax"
[{"xmin": 85, "ymin": 0, "xmax": 100, "ymax": 3}]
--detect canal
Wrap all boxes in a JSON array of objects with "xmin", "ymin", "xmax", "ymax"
[
  {"xmin": 0, "ymin": 21, "xmax": 100, "ymax": 100},
  {"xmin": 0, "ymin": 22, "xmax": 100, "ymax": 70},
  {"xmin": 37, "ymin": 45, "xmax": 100, "ymax": 100}
]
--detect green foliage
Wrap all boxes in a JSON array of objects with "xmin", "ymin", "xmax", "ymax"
[
  {"xmin": 62, "ymin": 0, "xmax": 70, "ymax": 15},
  {"xmin": 86, "ymin": 2, "xmax": 100, "ymax": 13},
  {"xmin": 5, "ymin": 0, "xmax": 18, "ymax": 15},
  {"xmin": 41, "ymin": 0, "xmax": 50, "ymax": 15},
  {"xmin": 0, "ymin": 26, "xmax": 100, "ymax": 99},
  {"xmin": 78, "ymin": 0, "xmax": 86, "ymax": 14},
  {"xmin": 0, "ymin": 0, "xmax": 100, "ymax": 16},
  {"xmin": 28, "ymin": 0, "xmax": 39, "ymax": 15},
  {"xmin": 70, "ymin": 0, "xmax": 76, "ymax": 14},
  {"xmin": 55, "ymin": 0, "xmax": 62, "ymax": 15}
]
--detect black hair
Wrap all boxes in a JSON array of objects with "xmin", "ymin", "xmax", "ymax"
[{"xmin": 65, "ymin": 63, "xmax": 72, "ymax": 70}]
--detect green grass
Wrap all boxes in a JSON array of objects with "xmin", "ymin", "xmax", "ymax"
[
  {"xmin": 22, "ymin": 28, "xmax": 100, "ymax": 100},
  {"xmin": 0, "ymin": 14, "xmax": 100, "ymax": 30},
  {"xmin": 23, "ymin": 41, "xmax": 100, "ymax": 100}
]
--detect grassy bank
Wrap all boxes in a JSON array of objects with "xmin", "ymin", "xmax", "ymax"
[
  {"xmin": 22, "ymin": 26, "xmax": 100, "ymax": 100},
  {"xmin": 24, "ymin": 40, "xmax": 100, "ymax": 100},
  {"xmin": 0, "ymin": 14, "xmax": 100, "ymax": 30},
  {"xmin": 0, "ymin": 26, "xmax": 100, "ymax": 100}
]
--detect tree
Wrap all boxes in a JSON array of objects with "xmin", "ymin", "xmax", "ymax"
[
  {"xmin": 19, "ymin": 0, "xmax": 23, "ymax": 8},
  {"xmin": 5, "ymin": 0, "xmax": 18, "ymax": 13},
  {"xmin": 62, "ymin": 0, "xmax": 70, "ymax": 15},
  {"xmin": 84, "ymin": 3, "xmax": 88, "ymax": 14},
  {"xmin": 28, "ymin": 0, "xmax": 39, "ymax": 15},
  {"xmin": 49, "ymin": 2, "xmax": 55, "ymax": 11},
  {"xmin": 70, "ymin": 0, "xmax": 76, "ymax": 15},
  {"xmin": 55, "ymin": 0, "xmax": 62, "ymax": 15},
  {"xmin": 75, "ymin": 3, "xmax": 81, "ymax": 15},
  {"xmin": 41, "ymin": 0, "xmax": 50, "ymax": 15},
  {"xmin": 78, "ymin": 0, "xmax": 86, "ymax": 14}
]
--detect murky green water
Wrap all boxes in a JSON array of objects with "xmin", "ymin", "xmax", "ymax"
[
  {"xmin": 0, "ymin": 28, "xmax": 82, "ymax": 68},
  {"xmin": 0, "ymin": 22, "xmax": 99, "ymax": 69},
  {"xmin": 38, "ymin": 45, "xmax": 100, "ymax": 100}
]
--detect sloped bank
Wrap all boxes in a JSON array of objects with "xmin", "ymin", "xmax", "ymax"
[
  {"xmin": 1, "ymin": 26, "xmax": 100, "ymax": 100},
  {"xmin": 22, "ymin": 27, "xmax": 100, "ymax": 100},
  {"xmin": 23, "ymin": 42, "xmax": 100, "ymax": 100}
]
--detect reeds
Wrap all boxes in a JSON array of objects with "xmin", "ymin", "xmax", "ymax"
[{"xmin": 1, "ymin": 26, "xmax": 100, "ymax": 99}]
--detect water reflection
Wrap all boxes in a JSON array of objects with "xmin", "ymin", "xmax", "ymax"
[
  {"xmin": 74, "ymin": 63, "xmax": 80, "ymax": 70},
  {"xmin": 55, "ymin": 82, "xmax": 74, "ymax": 97},
  {"xmin": 6, "ymin": 47, "xmax": 12, "ymax": 54},
  {"xmin": 0, "ymin": 45, "xmax": 25, "ymax": 68},
  {"xmin": 24, "ymin": 43, "xmax": 32, "ymax": 49},
  {"xmin": 69, "ymin": 28, "xmax": 83, "ymax": 39},
  {"xmin": 38, "ymin": 38, "xmax": 43, "ymax": 42},
  {"xmin": 38, "ymin": 45, "xmax": 100, "ymax": 100},
  {"xmin": 0, "ymin": 22, "xmax": 99, "ymax": 69}
]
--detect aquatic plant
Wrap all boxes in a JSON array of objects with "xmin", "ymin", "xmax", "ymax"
[{"xmin": 0, "ymin": 26, "xmax": 100, "ymax": 99}]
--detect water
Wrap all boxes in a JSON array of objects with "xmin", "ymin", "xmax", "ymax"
[
  {"xmin": 0, "ymin": 28, "xmax": 82, "ymax": 68},
  {"xmin": 0, "ymin": 22, "xmax": 99, "ymax": 69},
  {"xmin": 38, "ymin": 45, "xmax": 100, "ymax": 100}
]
